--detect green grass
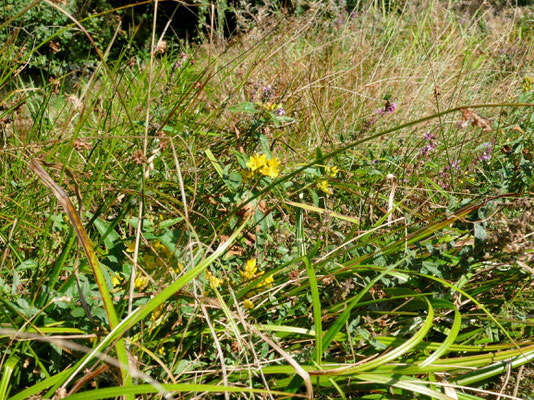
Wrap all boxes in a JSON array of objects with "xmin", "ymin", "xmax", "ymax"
[{"xmin": 1, "ymin": 0, "xmax": 534, "ymax": 399}]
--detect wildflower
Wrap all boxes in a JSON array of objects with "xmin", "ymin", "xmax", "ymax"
[
  {"xmin": 419, "ymin": 131, "xmax": 436, "ymax": 156},
  {"xmin": 157, "ymin": 346, "xmax": 165, "ymax": 356},
  {"xmin": 260, "ymin": 157, "xmax": 280, "ymax": 179},
  {"xmin": 174, "ymin": 263, "xmax": 184, "ymax": 274},
  {"xmin": 477, "ymin": 142, "xmax": 493, "ymax": 163},
  {"xmin": 243, "ymin": 299, "xmax": 254, "ymax": 310},
  {"xmin": 240, "ymin": 259, "xmax": 260, "ymax": 280},
  {"xmin": 325, "ymin": 166, "xmax": 339, "ymax": 178},
  {"xmin": 134, "ymin": 275, "xmax": 149, "ymax": 290},
  {"xmin": 206, "ymin": 270, "xmax": 223, "ymax": 289},
  {"xmin": 317, "ymin": 180, "xmax": 331, "ymax": 195},
  {"xmin": 257, "ymin": 274, "xmax": 274, "ymax": 289},
  {"xmin": 263, "ymin": 102, "xmax": 277, "ymax": 112},
  {"xmin": 246, "ymin": 153, "xmax": 268, "ymax": 173},
  {"xmin": 522, "ymin": 77, "xmax": 532, "ymax": 92},
  {"xmin": 275, "ymin": 106, "xmax": 286, "ymax": 116},
  {"xmin": 112, "ymin": 274, "xmax": 123, "ymax": 288},
  {"xmin": 377, "ymin": 101, "xmax": 396, "ymax": 115},
  {"xmin": 246, "ymin": 153, "xmax": 280, "ymax": 178},
  {"xmin": 174, "ymin": 52, "xmax": 188, "ymax": 69},
  {"xmin": 153, "ymin": 240, "xmax": 172, "ymax": 259},
  {"xmin": 151, "ymin": 304, "xmax": 164, "ymax": 321},
  {"xmin": 262, "ymin": 84, "xmax": 274, "ymax": 100}
]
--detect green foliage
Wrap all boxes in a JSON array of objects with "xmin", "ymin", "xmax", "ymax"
[
  {"xmin": 1, "ymin": 0, "xmax": 122, "ymax": 72},
  {"xmin": 1, "ymin": 1, "xmax": 534, "ymax": 399}
]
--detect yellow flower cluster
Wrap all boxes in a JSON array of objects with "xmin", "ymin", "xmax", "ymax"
[
  {"xmin": 240, "ymin": 258, "xmax": 259, "ymax": 280},
  {"xmin": 113, "ymin": 271, "xmax": 149, "ymax": 290},
  {"xmin": 325, "ymin": 165, "xmax": 339, "ymax": 178},
  {"xmin": 240, "ymin": 259, "xmax": 274, "ymax": 290},
  {"xmin": 523, "ymin": 76, "xmax": 533, "ymax": 92},
  {"xmin": 315, "ymin": 165, "xmax": 338, "ymax": 195},
  {"xmin": 256, "ymin": 101, "xmax": 283, "ymax": 113},
  {"xmin": 206, "ymin": 270, "xmax": 224, "ymax": 289},
  {"xmin": 134, "ymin": 275, "xmax": 149, "ymax": 290},
  {"xmin": 246, "ymin": 153, "xmax": 280, "ymax": 179},
  {"xmin": 112, "ymin": 273, "xmax": 123, "ymax": 288},
  {"xmin": 317, "ymin": 180, "xmax": 332, "ymax": 195},
  {"xmin": 243, "ymin": 299, "xmax": 254, "ymax": 310}
]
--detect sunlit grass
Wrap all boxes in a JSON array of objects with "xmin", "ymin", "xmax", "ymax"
[{"xmin": 1, "ymin": 1, "xmax": 534, "ymax": 399}]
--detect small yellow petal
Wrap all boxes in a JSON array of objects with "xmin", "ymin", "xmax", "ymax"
[{"xmin": 244, "ymin": 299, "xmax": 254, "ymax": 310}]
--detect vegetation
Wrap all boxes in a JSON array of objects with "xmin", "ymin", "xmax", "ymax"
[{"xmin": 1, "ymin": 0, "xmax": 534, "ymax": 399}]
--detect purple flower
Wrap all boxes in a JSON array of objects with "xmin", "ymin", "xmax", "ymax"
[
  {"xmin": 423, "ymin": 131, "xmax": 434, "ymax": 141},
  {"xmin": 174, "ymin": 52, "xmax": 188, "ymax": 69},
  {"xmin": 476, "ymin": 142, "xmax": 493, "ymax": 163},
  {"xmin": 377, "ymin": 101, "xmax": 397, "ymax": 115},
  {"xmin": 275, "ymin": 107, "xmax": 285, "ymax": 116},
  {"xmin": 419, "ymin": 131, "xmax": 436, "ymax": 156}
]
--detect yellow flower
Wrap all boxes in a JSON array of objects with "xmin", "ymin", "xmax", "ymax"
[
  {"xmin": 206, "ymin": 270, "xmax": 224, "ymax": 289},
  {"xmin": 111, "ymin": 274, "xmax": 123, "ymax": 288},
  {"xmin": 174, "ymin": 263, "xmax": 184, "ymax": 274},
  {"xmin": 317, "ymin": 180, "xmax": 331, "ymax": 194},
  {"xmin": 157, "ymin": 346, "xmax": 165, "ymax": 356},
  {"xmin": 523, "ymin": 76, "xmax": 533, "ymax": 92},
  {"xmin": 260, "ymin": 157, "xmax": 280, "ymax": 179},
  {"xmin": 265, "ymin": 102, "xmax": 276, "ymax": 111},
  {"xmin": 240, "ymin": 258, "xmax": 258, "ymax": 280},
  {"xmin": 325, "ymin": 166, "xmax": 339, "ymax": 178},
  {"xmin": 151, "ymin": 304, "xmax": 164, "ymax": 321},
  {"xmin": 246, "ymin": 153, "xmax": 268, "ymax": 172},
  {"xmin": 154, "ymin": 240, "xmax": 172, "ymax": 259},
  {"xmin": 134, "ymin": 275, "xmax": 149, "ymax": 290},
  {"xmin": 243, "ymin": 299, "xmax": 254, "ymax": 310},
  {"xmin": 246, "ymin": 153, "xmax": 280, "ymax": 179},
  {"xmin": 126, "ymin": 241, "xmax": 136, "ymax": 253},
  {"xmin": 256, "ymin": 274, "xmax": 274, "ymax": 289}
]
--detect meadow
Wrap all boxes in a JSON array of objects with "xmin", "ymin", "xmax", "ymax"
[{"xmin": 1, "ymin": 0, "xmax": 534, "ymax": 398}]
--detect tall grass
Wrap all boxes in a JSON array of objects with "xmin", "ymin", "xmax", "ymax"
[{"xmin": 1, "ymin": 0, "xmax": 534, "ymax": 399}]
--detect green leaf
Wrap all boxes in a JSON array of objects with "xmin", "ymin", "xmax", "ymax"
[
  {"xmin": 0, "ymin": 356, "xmax": 18, "ymax": 400},
  {"xmin": 228, "ymin": 102, "xmax": 258, "ymax": 113}
]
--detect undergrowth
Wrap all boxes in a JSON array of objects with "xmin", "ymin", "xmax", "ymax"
[{"xmin": 1, "ymin": 1, "xmax": 534, "ymax": 399}]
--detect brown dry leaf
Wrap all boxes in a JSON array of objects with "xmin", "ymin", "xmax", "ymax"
[
  {"xmin": 258, "ymin": 200, "xmax": 268, "ymax": 214},
  {"xmin": 72, "ymin": 138, "xmax": 92, "ymax": 151},
  {"xmin": 501, "ymin": 144, "xmax": 512, "ymax": 154},
  {"xmin": 237, "ymin": 202, "xmax": 256, "ymax": 219},
  {"xmin": 49, "ymin": 41, "xmax": 61, "ymax": 54},
  {"xmin": 155, "ymin": 40, "xmax": 167, "ymax": 54},
  {"xmin": 459, "ymin": 108, "xmax": 491, "ymax": 132},
  {"xmin": 243, "ymin": 231, "xmax": 256, "ymax": 246},
  {"xmin": 49, "ymin": 77, "xmax": 61, "ymax": 94},
  {"xmin": 471, "ymin": 112, "xmax": 491, "ymax": 132},
  {"xmin": 204, "ymin": 195, "xmax": 219, "ymax": 205},
  {"xmin": 220, "ymin": 235, "xmax": 245, "ymax": 256},
  {"xmin": 131, "ymin": 149, "xmax": 147, "ymax": 165},
  {"xmin": 512, "ymin": 125, "xmax": 525, "ymax": 134}
]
